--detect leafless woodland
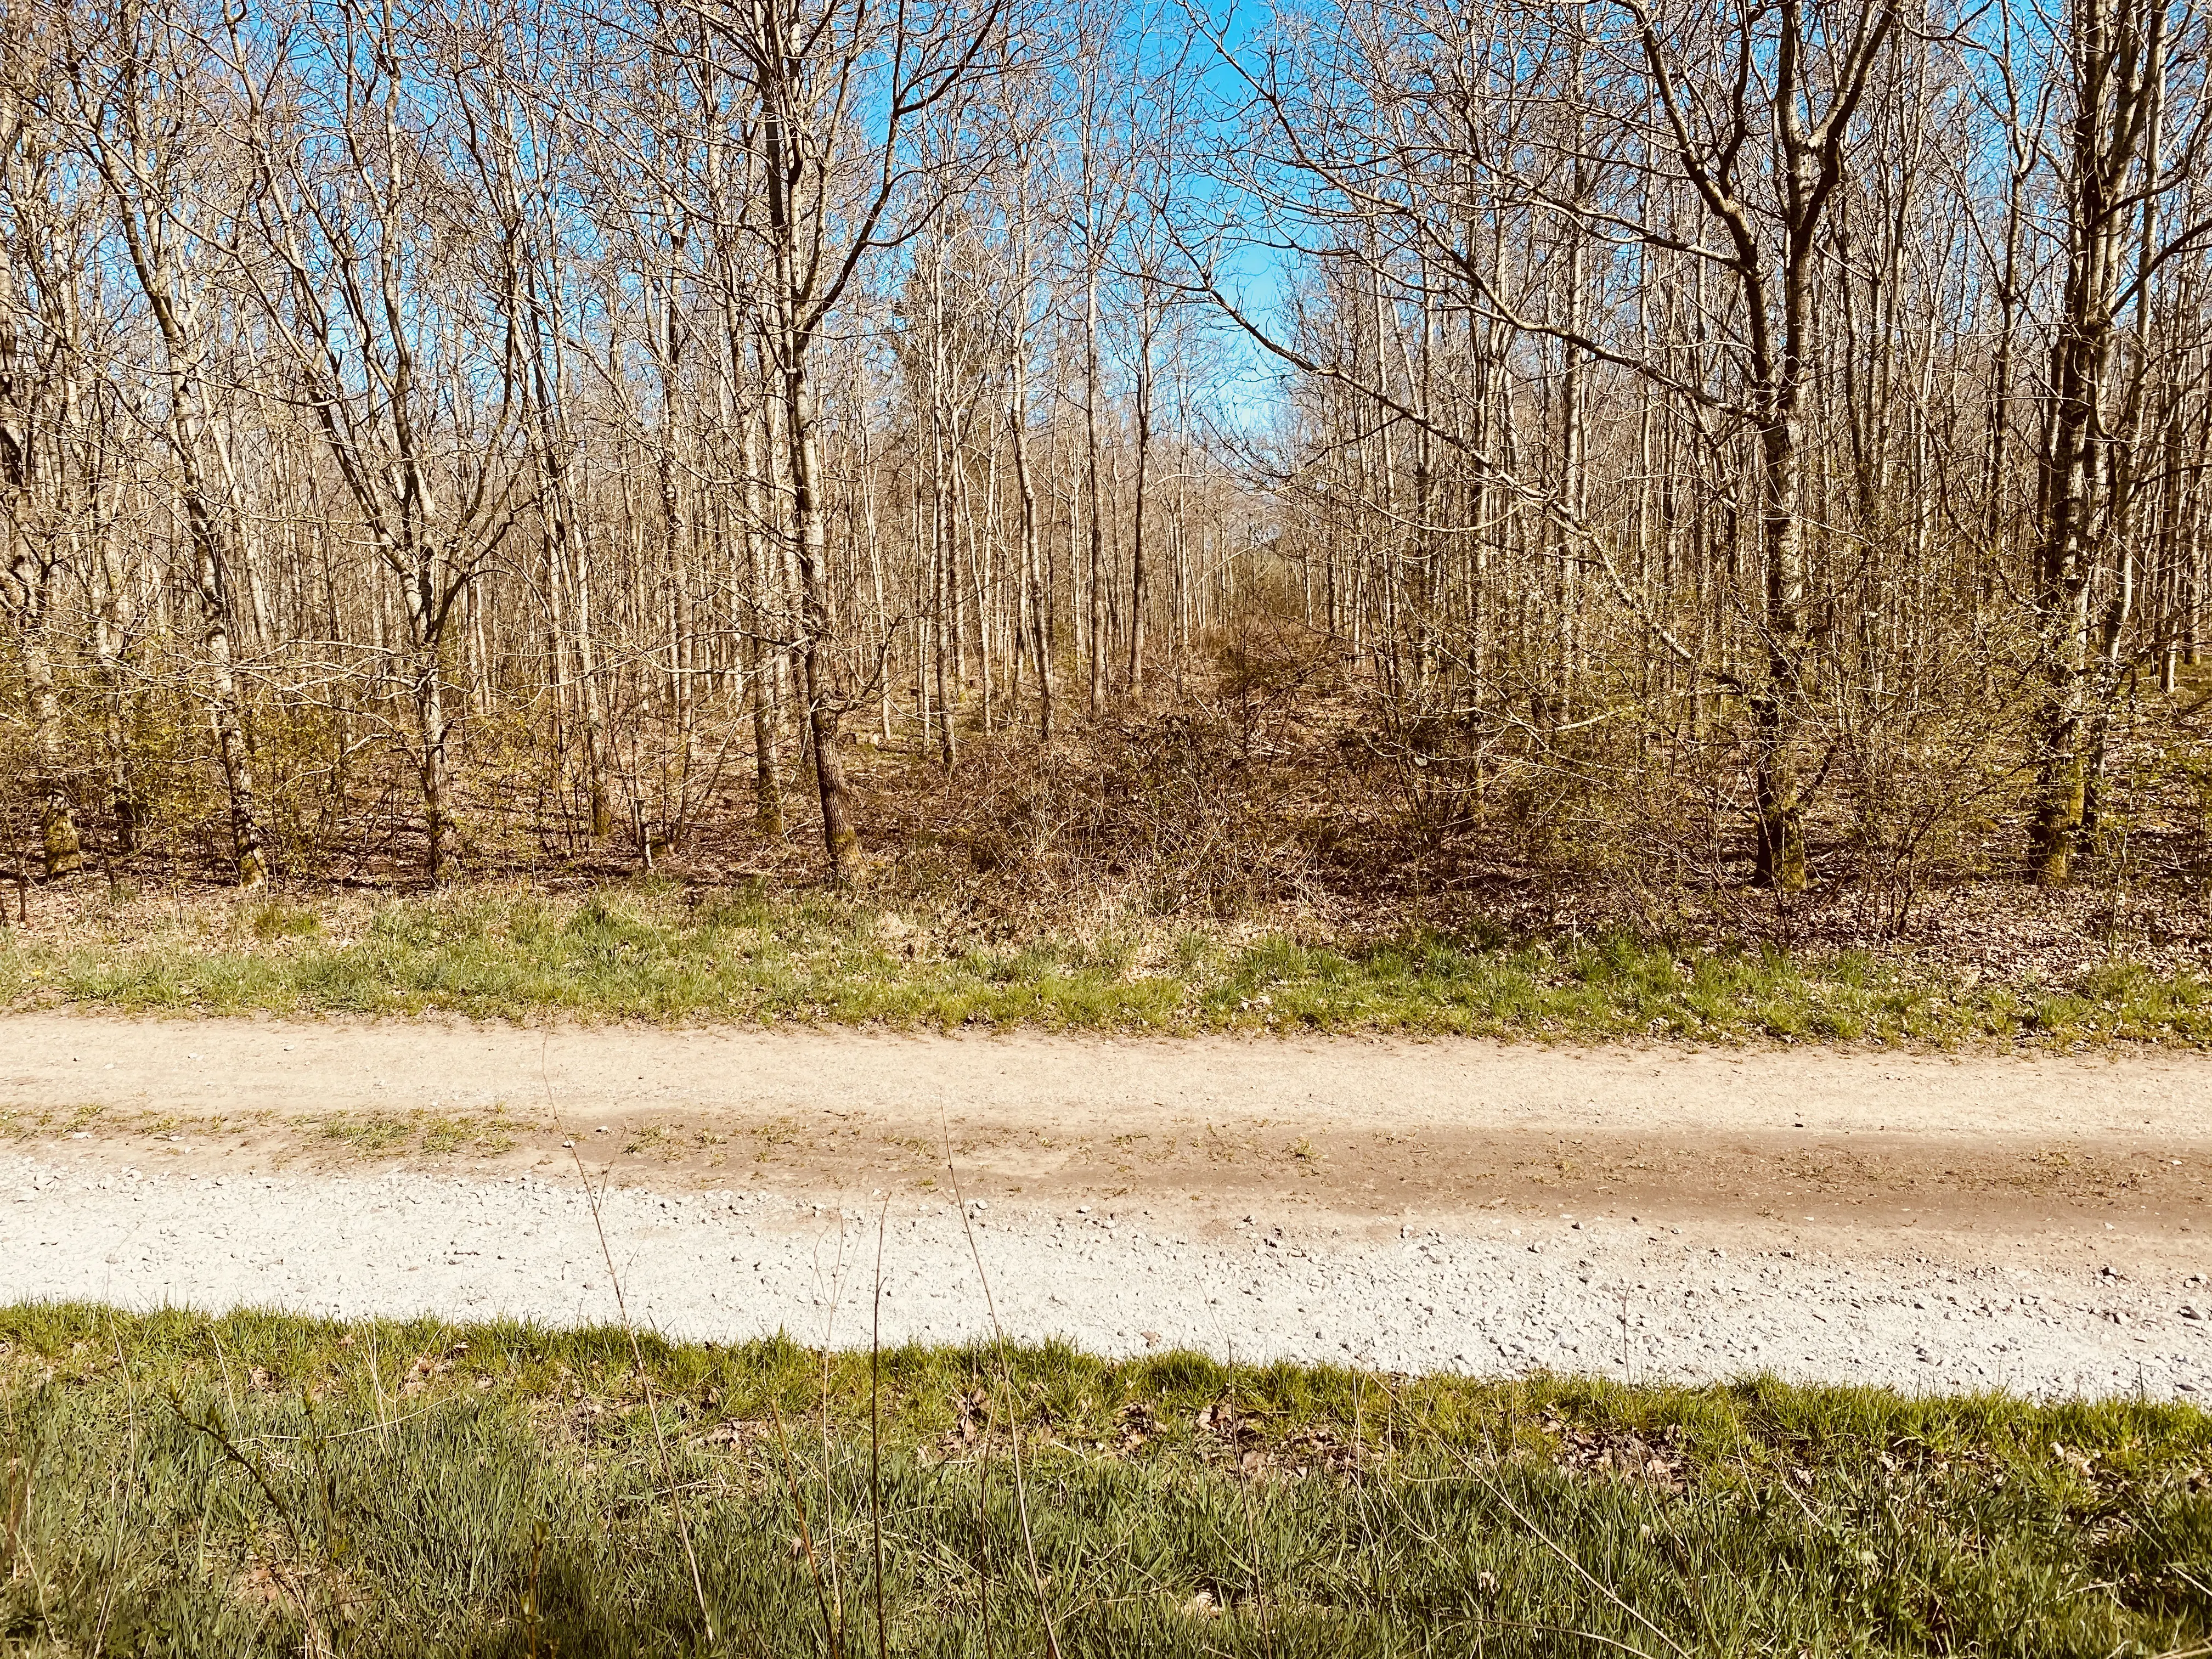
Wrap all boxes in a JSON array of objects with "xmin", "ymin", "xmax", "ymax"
[{"xmin": 4, "ymin": 0, "xmax": 2212, "ymax": 938}]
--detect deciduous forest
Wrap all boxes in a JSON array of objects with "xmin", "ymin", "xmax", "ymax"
[{"xmin": 6, "ymin": 0, "xmax": 2212, "ymax": 975}]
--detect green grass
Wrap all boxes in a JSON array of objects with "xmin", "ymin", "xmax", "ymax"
[
  {"xmin": 5, "ymin": 879, "xmax": 2212, "ymax": 1044},
  {"xmin": 2, "ymin": 1304, "xmax": 2205, "ymax": 1656},
  {"xmin": 310, "ymin": 1110, "xmax": 517, "ymax": 1158},
  {"xmin": 317, "ymin": 1113, "xmax": 415, "ymax": 1154}
]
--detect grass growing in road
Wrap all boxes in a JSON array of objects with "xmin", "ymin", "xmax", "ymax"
[
  {"xmin": 5, "ymin": 878, "xmax": 2212, "ymax": 1043},
  {"xmin": 1, "ymin": 1304, "xmax": 2205, "ymax": 1657}
]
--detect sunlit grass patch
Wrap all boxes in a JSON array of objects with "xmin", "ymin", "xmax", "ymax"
[
  {"xmin": 300, "ymin": 1107, "xmax": 520, "ymax": 1159},
  {"xmin": 4, "ymin": 878, "xmax": 2212, "ymax": 1045},
  {"xmin": 317, "ymin": 1111, "xmax": 414, "ymax": 1153}
]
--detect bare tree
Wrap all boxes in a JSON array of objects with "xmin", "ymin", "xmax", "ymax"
[
  {"xmin": 0, "ymin": 16, "xmax": 87, "ymax": 878},
  {"xmin": 720, "ymin": 0, "xmax": 1007, "ymax": 877},
  {"xmin": 74, "ymin": 0, "xmax": 273, "ymax": 884},
  {"xmin": 225, "ymin": 0, "xmax": 528, "ymax": 883},
  {"xmin": 2025, "ymin": 0, "xmax": 2212, "ymax": 883}
]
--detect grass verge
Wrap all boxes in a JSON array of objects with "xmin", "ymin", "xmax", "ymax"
[
  {"xmin": 5, "ymin": 879, "xmax": 2212, "ymax": 1043},
  {"xmin": 2, "ymin": 1304, "xmax": 2207, "ymax": 1656}
]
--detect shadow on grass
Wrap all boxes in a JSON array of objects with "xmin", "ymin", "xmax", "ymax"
[{"xmin": 1, "ymin": 1304, "xmax": 2207, "ymax": 1656}]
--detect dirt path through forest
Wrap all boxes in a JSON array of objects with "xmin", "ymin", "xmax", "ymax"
[{"xmin": 4, "ymin": 1015, "xmax": 2208, "ymax": 1397}]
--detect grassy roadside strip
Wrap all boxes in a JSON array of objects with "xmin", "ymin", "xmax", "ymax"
[
  {"xmin": 2, "ymin": 1304, "xmax": 2207, "ymax": 1657},
  {"xmin": 4, "ymin": 880, "xmax": 2212, "ymax": 1043}
]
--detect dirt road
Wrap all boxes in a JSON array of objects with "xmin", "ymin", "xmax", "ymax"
[{"xmin": 4, "ymin": 1015, "xmax": 2207, "ymax": 1396}]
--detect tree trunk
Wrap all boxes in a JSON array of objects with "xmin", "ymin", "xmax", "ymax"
[
  {"xmin": 783, "ymin": 357, "xmax": 860, "ymax": 878},
  {"xmin": 564, "ymin": 516, "xmax": 614, "ymax": 839},
  {"xmin": 22, "ymin": 624, "xmax": 81, "ymax": 878},
  {"xmin": 177, "ymin": 469, "xmax": 270, "ymax": 886},
  {"xmin": 402, "ymin": 562, "xmax": 458, "ymax": 884},
  {"xmin": 740, "ymin": 400, "xmax": 786, "ymax": 834},
  {"xmin": 413, "ymin": 647, "xmax": 455, "ymax": 884},
  {"xmin": 1010, "ymin": 353, "xmax": 1052, "ymax": 743},
  {"xmin": 1127, "ymin": 300, "xmax": 1154, "ymax": 699},
  {"xmin": 2030, "ymin": 0, "xmax": 2149, "ymax": 885},
  {"xmin": 1085, "ymin": 267, "xmax": 1107, "ymax": 711},
  {"xmin": 1752, "ymin": 403, "xmax": 1809, "ymax": 890},
  {"xmin": 89, "ymin": 544, "xmax": 138, "ymax": 854}
]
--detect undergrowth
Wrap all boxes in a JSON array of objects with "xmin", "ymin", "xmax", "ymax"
[
  {"xmin": 3, "ymin": 879, "xmax": 2212, "ymax": 1045},
  {"xmin": 0, "ymin": 1304, "xmax": 2205, "ymax": 1656}
]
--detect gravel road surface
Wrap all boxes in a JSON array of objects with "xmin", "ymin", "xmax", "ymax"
[{"xmin": 3, "ymin": 1015, "xmax": 2207, "ymax": 1398}]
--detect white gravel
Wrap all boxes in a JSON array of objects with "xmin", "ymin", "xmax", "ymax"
[{"xmin": 9, "ymin": 1156, "xmax": 2206, "ymax": 1401}]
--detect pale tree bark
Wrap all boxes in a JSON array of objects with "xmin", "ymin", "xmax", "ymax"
[
  {"xmin": 1007, "ymin": 243, "xmax": 1053, "ymax": 741},
  {"xmin": 1084, "ymin": 262, "xmax": 1109, "ymax": 710},
  {"xmin": 2029, "ymin": 0, "xmax": 2167, "ymax": 883},
  {"xmin": 1127, "ymin": 277, "xmax": 1156, "ymax": 697},
  {"xmin": 78, "ymin": 4, "xmax": 272, "ymax": 883},
  {"xmin": 0, "ymin": 53, "xmax": 79, "ymax": 877},
  {"xmin": 740, "ymin": 392, "xmax": 788, "ymax": 834},
  {"xmin": 228, "ymin": 0, "xmax": 528, "ymax": 884},
  {"xmin": 1633, "ymin": 0, "xmax": 1900, "ymax": 890},
  {"xmin": 723, "ymin": 0, "xmax": 1005, "ymax": 878}
]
